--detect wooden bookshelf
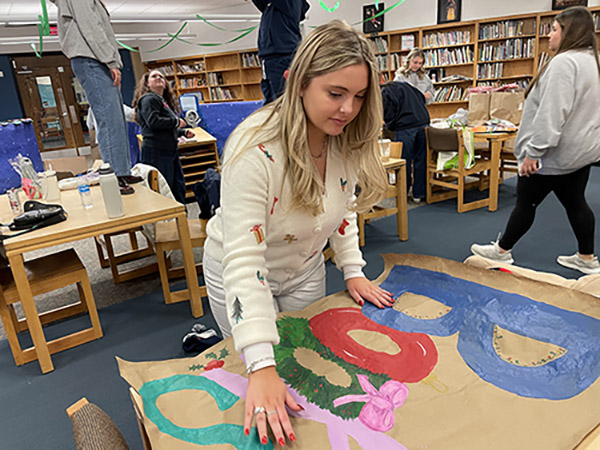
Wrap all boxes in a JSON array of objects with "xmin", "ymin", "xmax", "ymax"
[{"xmin": 145, "ymin": 6, "xmax": 599, "ymax": 114}]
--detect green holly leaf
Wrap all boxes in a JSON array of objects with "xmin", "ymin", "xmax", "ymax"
[
  {"xmin": 219, "ymin": 348, "xmax": 230, "ymax": 359},
  {"xmin": 205, "ymin": 352, "xmax": 218, "ymax": 360}
]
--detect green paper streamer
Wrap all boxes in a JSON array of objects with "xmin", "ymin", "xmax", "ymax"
[
  {"xmin": 116, "ymin": 40, "xmax": 139, "ymax": 52},
  {"xmin": 195, "ymin": 15, "xmax": 257, "ymax": 33},
  {"xmin": 146, "ymin": 22, "xmax": 189, "ymax": 53},
  {"xmin": 33, "ymin": 0, "xmax": 51, "ymax": 58},
  {"xmin": 352, "ymin": 0, "xmax": 407, "ymax": 26},
  {"xmin": 172, "ymin": 25, "xmax": 257, "ymax": 47},
  {"xmin": 319, "ymin": 0, "xmax": 341, "ymax": 12}
]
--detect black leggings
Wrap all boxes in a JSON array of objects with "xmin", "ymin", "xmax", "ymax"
[{"xmin": 499, "ymin": 165, "xmax": 595, "ymax": 254}]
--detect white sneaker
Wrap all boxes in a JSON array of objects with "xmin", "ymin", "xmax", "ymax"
[
  {"xmin": 556, "ymin": 253, "xmax": 600, "ymax": 275},
  {"xmin": 470, "ymin": 240, "xmax": 514, "ymax": 264}
]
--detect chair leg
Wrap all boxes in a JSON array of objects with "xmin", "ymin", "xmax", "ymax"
[
  {"xmin": 77, "ymin": 274, "xmax": 103, "ymax": 339},
  {"xmin": 155, "ymin": 244, "xmax": 174, "ymax": 304},
  {"xmin": 457, "ymin": 176, "xmax": 465, "ymax": 213},
  {"xmin": 103, "ymin": 235, "xmax": 121, "ymax": 283},
  {"xmin": 357, "ymin": 214, "xmax": 366, "ymax": 247},
  {"xmin": 94, "ymin": 237, "xmax": 110, "ymax": 269},
  {"xmin": 0, "ymin": 294, "xmax": 25, "ymax": 366}
]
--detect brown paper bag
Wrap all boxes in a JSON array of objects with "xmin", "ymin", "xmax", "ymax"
[
  {"xmin": 468, "ymin": 93, "xmax": 490, "ymax": 126},
  {"xmin": 490, "ymin": 91, "xmax": 525, "ymax": 125}
]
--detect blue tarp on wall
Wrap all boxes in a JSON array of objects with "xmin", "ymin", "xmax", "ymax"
[
  {"xmin": 0, "ymin": 122, "xmax": 44, "ymax": 194},
  {"xmin": 197, "ymin": 101, "xmax": 263, "ymax": 156}
]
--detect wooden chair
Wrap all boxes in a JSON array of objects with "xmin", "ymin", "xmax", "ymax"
[
  {"xmin": 0, "ymin": 249, "xmax": 103, "ymax": 367},
  {"xmin": 357, "ymin": 142, "xmax": 408, "ymax": 246},
  {"xmin": 155, "ymin": 218, "xmax": 207, "ymax": 309},
  {"xmin": 425, "ymin": 127, "xmax": 493, "ymax": 213},
  {"xmin": 93, "ymin": 171, "xmax": 160, "ymax": 284}
]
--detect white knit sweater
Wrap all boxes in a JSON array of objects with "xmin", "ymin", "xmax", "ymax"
[{"xmin": 205, "ymin": 110, "xmax": 365, "ymax": 352}]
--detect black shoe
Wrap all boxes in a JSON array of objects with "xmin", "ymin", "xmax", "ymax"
[
  {"xmin": 118, "ymin": 177, "xmax": 135, "ymax": 195},
  {"xmin": 118, "ymin": 175, "xmax": 143, "ymax": 184}
]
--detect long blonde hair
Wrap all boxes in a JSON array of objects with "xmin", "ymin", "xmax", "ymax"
[
  {"xmin": 399, "ymin": 48, "xmax": 427, "ymax": 79},
  {"xmin": 526, "ymin": 6, "xmax": 600, "ymax": 97},
  {"xmin": 224, "ymin": 20, "xmax": 387, "ymax": 215}
]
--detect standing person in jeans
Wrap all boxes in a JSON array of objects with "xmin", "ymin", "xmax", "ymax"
[
  {"xmin": 252, "ymin": 0, "xmax": 310, "ymax": 104},
  {"xmin": 471, "ymin": 7, "xmax": 600, "ymax": 275},
  {"xmin": 50, "ymin": 0, "xmax": 140, "ymax": 194},
  {"xmin": 393, "ymin": 48, "xmax": 435, "ymax": 105},
  {"xmin": 133, "ymin": 70, "xmax": 192, "ymax": 205},
  {"xmin": 381, "ymin": 81, "xmax": 430, "ymax": 203}
]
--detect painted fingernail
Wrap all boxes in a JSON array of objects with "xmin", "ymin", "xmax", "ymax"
[
  {"xmin": 359, "ymin": 299, "xmax": 364, "ymax": 306},
  {"xmin": 279, "ymin": 437, "xmax": 285, "ymax": 446},
  {"xmin": 290, "ymin": 433, "xmax": 296, "ymax": 442},
  {"xmin": 244, "ymin": 428, "xmax": 249, "ymax": 436},
  {"xmin": 298, "ymin": 404, "xmax": 305, "ymax": 411},
  {"xmin": 261, "ymin": 436, "xmax": 268, "ymax": 445}
]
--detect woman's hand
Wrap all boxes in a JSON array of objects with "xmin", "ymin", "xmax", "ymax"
[
  {"xmin": 179, "ymin": 118, "xmax": 188, "ymax": 128},
  {"xmin": 185, "ymin": 130, "xmax": 195, "ymax": 138},
  {"xmin": 346, "ymin": 277, "xmax": 394, "ymax": 308},
  {"xmin": 519, "ymin": 156, "xmax": 540, "ymax": 177},
  {"xmin": 244, "ymin": 366, "xmax": 301, "ymax": 446},
  {"xmin": 424, "ymin": 92, "xmax": 432, "ymax": 100}
]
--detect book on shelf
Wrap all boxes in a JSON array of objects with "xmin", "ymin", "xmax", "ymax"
[
  {"xmin": 478, "ymin": 19, "xmax": 535, "ymax": 40},
  {"xmin": 400, "ymin": 35, "xmax": 415, "ymax": 50},
  {"xmin": 425, "ymin": 46, "xmax": 473, "ymax": 66},
  {"xmin": 377, "ymin": 55, "xmax": 389, "ymax": 71},
  {"xmin": 423, "ymin": 30, "xmax": 471, "ymax": 47},
  {"xmin": 207, "ymin": 72, "xmax": 225, "ymax": 86},
  {"xmin": 210, "ymin": 87, "xmax": 235, "ymax": 101},
  {"xmin": 153, "ymin": 65, "xmax": 174, "ymax": 76},
  {"xmin": 370, "ymin": 36, "xmax": 388, "ymax": 53},
  {"xmin": 433, "ymin": 85, "xmax": 468, "ymax": 103},
  {"xmin": 477, "ymin": 79, "xmax": 529, "ymax": 89},
  {"xmin": 539, "ymin": 21, "xmax": 552, "ymax": 36},
  {"xmin": 241, "ymin": 52, "xmax": 260, "ymax": 68},
  {"xmin": 179, "ymin": 75, "xmax": 207, "ymax": 89},
  {"xmin": 478, "ymin": 38, "xmax": 535, "ymax": 61},
  {"xmin": 478, "ymin": 62, "xmax": 504, "ymax": 79},
  {"xmin": 177, "ymin": 61, "xmax": 205, "ymax": 73}
]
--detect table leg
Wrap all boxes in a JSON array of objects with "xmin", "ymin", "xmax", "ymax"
[
  {"xmin": 396, "ymin": 165, "xmax": 408, "ymax": 241},
  {"xmin": 176, "ymin": 214, "xmax": 204, "ymax": 318},
  {"xmin": 489, "ymin": 141, "xmax": 501, "ymax": 212},
  {"xmin": 8, "ymin": 253, "xmax": 54, "ymax": 373}
]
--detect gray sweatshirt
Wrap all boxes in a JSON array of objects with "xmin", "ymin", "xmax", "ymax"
[
  {"xmin": 514, "ymin": 49, "xmax": 600, "ymax": 175},
  {"xmin": 49, "ymin": 0, "xmax": 122, "ymax": 69},
  {"xmin": 393, "ymin": 70, "xmax": 434, "ymax": 105}
]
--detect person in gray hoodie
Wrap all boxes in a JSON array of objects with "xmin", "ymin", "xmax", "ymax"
[
  {"xmin": 49, "ymin": 0, "xmax": 139, "ymax": 194},
  {"xmin": 471, "ymin": 6, "xmax": 600, "ymax": 275}
]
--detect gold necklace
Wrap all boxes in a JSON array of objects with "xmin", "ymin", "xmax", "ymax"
[{"xmin": 311, "ymin": 138, "xmax": 328, "ymax": 159}]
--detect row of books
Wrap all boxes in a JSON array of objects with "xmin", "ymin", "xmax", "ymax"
[
  {"xmin": 177, "ymin": 61, "xmax": 205, "ymax": 73},
  {"xmin": 371, "ymin": 37, "xmax": 388, "ymax": 53},
  {"xmin": 154, "ymin": 65, "xmax": 174, "ymax": 76},
  {"xmin": 400, "ymin": 35, "xmax": 415, "ymax": 50},
  {"xmin": 207, "ymin": 72, "xmax": 225, "ymax": 86},
  {"xmin": 389, "ymin": 53, "xmax": 408, "ymax": 71},
  {"xmin": 432, "ymin": 85, "xmax": 468, "ymax": 103},
  {"xmin": 538, "ymin": 52, "xmax": 550, "ymax": 70},
  {"xmin": 241, "ymin": 53, "xmax": 260, "ymax": 68},
  {"xmin": 539, "ymin": 21, "xmax": 552, "ymax": 36},
  {"xmin": 376, "ymin": 55, "xmax": 389, "ymax": 71},
  {"xmin": 210, "ymin": 87, "xmax": 236, "ymax": 101},
  {"xmin": 479, "ymin": 20, "xmax": 535, "ymax": 40},
  {"xmin": 477, "ymin": 63, "xmax": 504, "ymax": 79},
  {"xmin": 478, "ymin": 38, "xmax": 535, "ymax": 61},
  {"xmin": 438, "ymin": 74, "xmax": 472, "ymax": 83},
  {"xmin": 594, "ymin": 12, "xmax": 600, "ymax": 31},
  {"xmin": 423, "ymin": 30, "xmax": 471, "ymax": 48},
  {"xmin": 179, "ymin": 76, "xmax": 207, "ymax": 88},
  {"xmin": 425, "ymin": 47, "xmax": 473, "ymax": 66},
  {"xmin": 477, "ymin": 79, "xmax": 529, "ymax": 89}
]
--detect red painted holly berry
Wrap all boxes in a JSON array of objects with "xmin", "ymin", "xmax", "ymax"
[{"xmin": 205, "ymin": 360, "xmax": 225, "ymax": 371}]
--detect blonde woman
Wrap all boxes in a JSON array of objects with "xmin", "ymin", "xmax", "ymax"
[
  {"xmin": 203, "ymin": 20, "xmax": 395, "ymax": 446},
  {"xmin": 394, "ymin": 48, "xmax": 434, "ymax": 104},
  {"xmin": 471, "ymin": 7, "xmax": 600, "ymax": 275}
]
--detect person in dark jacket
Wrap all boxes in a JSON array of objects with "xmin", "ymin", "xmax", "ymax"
[
  {"xmin": 252, "ymin": 0, "xmax": 310, "ymax": 104},
  {"xmin": 381, "ymin": 81, "xmax": 431, "ymax": 203},
  {"xmin": 132, "ymin": 70, "xmax": 192, "ymax": 204}
]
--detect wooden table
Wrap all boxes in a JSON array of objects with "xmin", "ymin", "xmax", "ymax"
[
  {"xmin": 358, "ymin": 157, "xmax": 408, "ymax": 246},
  {"xmin": 0, "ymin": 185, "xmax": 202, "ymax": 374},
  {"xmin": 473, "ymin": 132, "xmax": 514, "ymax": 212}
]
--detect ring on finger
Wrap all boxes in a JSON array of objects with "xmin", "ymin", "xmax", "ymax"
[
  {"xmin": 266, "ymin": 410, "xmax": 277, "ymax": 417},
  {"xmin": 254, "ymin": 406, "xmax": 266, "ymax": 415}
]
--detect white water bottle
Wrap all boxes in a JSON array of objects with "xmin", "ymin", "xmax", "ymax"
[{"xmin": 98, "ymin": 163, "xmax": 124, "ymax": 218}]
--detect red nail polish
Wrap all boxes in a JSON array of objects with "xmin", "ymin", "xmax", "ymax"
[
  {"xmin": 290, "ymin": 433, "xmax": 296, "ymax": 442},
  {"xmin": 298, "ymin": 404, "xmax": 305, "ymax": 411},
  {"xmin": 244, "ymin": 428, "xmax": 249, "ymax": 436},
  {"xmin": 279, "ymin": 437, "xmax": 285, "ymax": 446},
  {"xmin": 261, "ymin": 436, "xmax": 268, "ymax": 445},
  {"xmin": 359, "ymin": 300, "xmax": 364, "ymax": 306}
]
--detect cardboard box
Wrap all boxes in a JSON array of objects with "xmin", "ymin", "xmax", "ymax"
[{"xmin": 43, "ymin": 156, "xmax": 88, "ymax": 176}]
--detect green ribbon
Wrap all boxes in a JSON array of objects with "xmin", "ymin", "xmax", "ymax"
[
  {"xmin": 32, "ymin": 0, "xmax": 51, "ymax": 58},
  {"xmin": 145, "ymin": 22, "xmax": 189, "ymax": 53},
  {"xmin": 319, "ymin": 0, "xmax": 341, "ymax": 12},
  {"xmin": 195, "ymin": 14, "xmax": 257, "ymax": 33},
  {"xmin": 351, "ymin": 0, "xmax": 408, "ymax": 26},
  {"xmin": 171, "ymin": 25, "xmax": 257, "ymax": 48}
]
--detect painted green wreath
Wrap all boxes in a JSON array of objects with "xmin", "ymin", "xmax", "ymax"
[{"xmin": 274, "ymin": 316, "xmax": 391, "ymax": 419}]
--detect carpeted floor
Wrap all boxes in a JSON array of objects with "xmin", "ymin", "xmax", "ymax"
[{"xmin": 1, "ymin": 168, "xmax": 599, "ymax": 449}]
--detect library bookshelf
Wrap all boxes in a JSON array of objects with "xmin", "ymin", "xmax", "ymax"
[
  {"xmin": 144, "ymin": 7, "xmax": 599, "ymax": 116},
  {"xmin": 145, "ymin": 49, "xmax": 262, "ymax": 104}
]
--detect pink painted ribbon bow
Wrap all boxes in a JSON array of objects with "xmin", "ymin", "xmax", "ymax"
[{"xmin": 333, "ymin": 374, "xmax": 408, "ymax": 432}]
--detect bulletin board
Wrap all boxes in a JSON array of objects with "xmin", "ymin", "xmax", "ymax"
[
  {"xmin": 0, "ymin": 122, "xmax": 43, "ymax": 194},
  {"xmin": 119, "ymin": 254, "xmax": 600, "ymax": 449}
]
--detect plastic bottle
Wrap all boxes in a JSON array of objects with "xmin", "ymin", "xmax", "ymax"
[
  {"xmin": 98, "ymin": 163, "xmax": 124, "ymax": 218},
  {"xmin": 77, "ymin": 175, "xmax": 93, "ymax": 209}
]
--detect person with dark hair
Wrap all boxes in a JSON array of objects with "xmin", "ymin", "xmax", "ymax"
[
  {"xmin": 471, "ymin": 6, "xmax": 600, "ymax": 275},
  {"xmin": 381, "ymin": 81, "xmax": 431, "ymax": 203},
  {"xmin": 132, "ymin": 70, "xmax": 192, "ymax": 205},
  {"xmin": 252, "ymin": 0, "xmax": 310, "ymax": 104},
  {"xmin": 49, "ymin": 0, "xmax": 140, "ymax": 195}
]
